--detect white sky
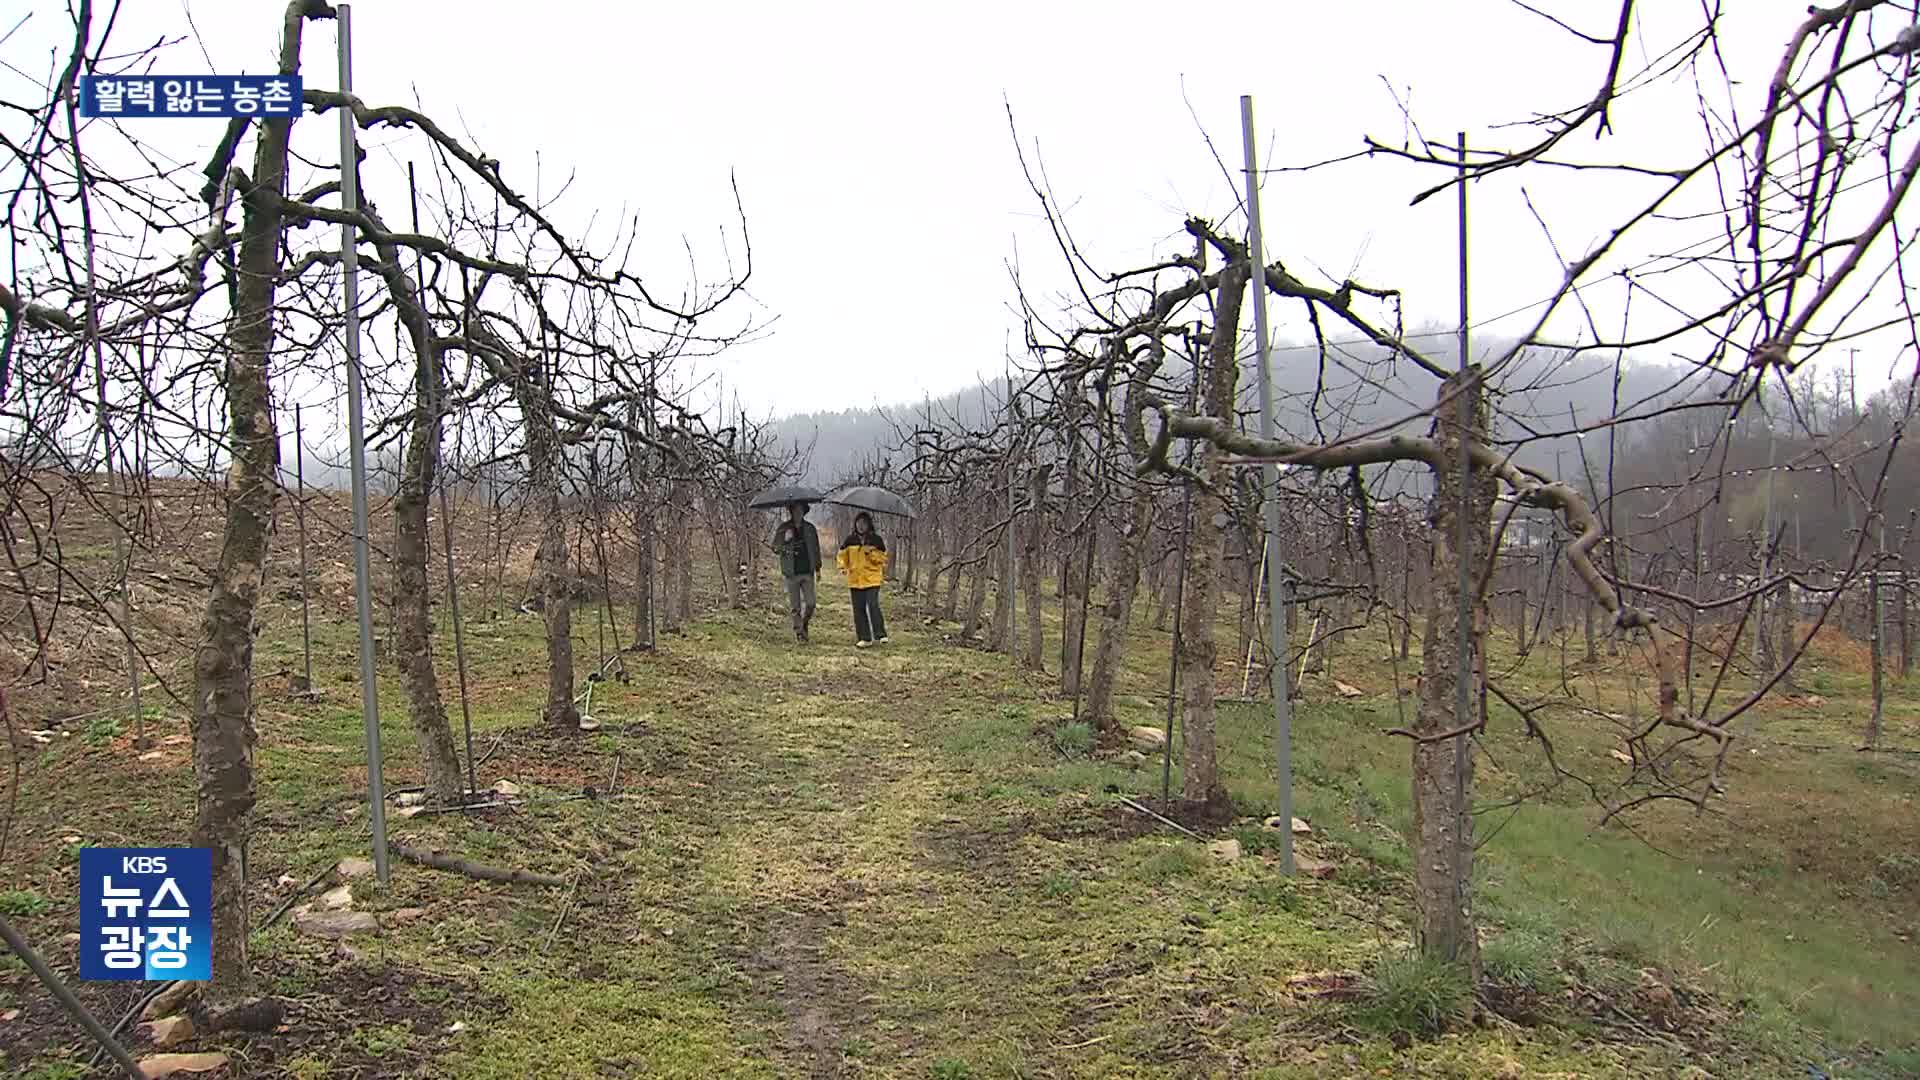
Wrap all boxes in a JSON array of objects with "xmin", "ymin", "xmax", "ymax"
[{"xmin": 6, "ymin": 0, "xmax": 1912, "ymax": 426}]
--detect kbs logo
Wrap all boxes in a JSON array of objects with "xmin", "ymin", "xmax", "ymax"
[{"xmin": 78, "ymin": 847, "xmax": 212, "ymax": 981}]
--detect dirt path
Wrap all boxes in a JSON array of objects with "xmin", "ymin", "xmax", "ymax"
[{"xmin": 648, "ymin": 603, "xmax": 959, "ymax": 1077}]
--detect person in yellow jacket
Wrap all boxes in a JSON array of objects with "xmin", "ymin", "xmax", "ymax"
[{"xmin": 835, "ymin": 511, "xmax": 891, "ymax": 647}]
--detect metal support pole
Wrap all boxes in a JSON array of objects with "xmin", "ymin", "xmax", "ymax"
[
  {"xmin": 1453, "ymin": 132, "xmax": 1475, "ymax": 855},
  {"xmin": 295, "ymin": 403, "xmax": 313, "ymax": 693},
  {"xmin": 336, "ymin": 3, "xmax": 390, "ymax": 885},
  {"xmin": 0, "ymin": 916, "xmax": 143, "ymax": 1080},
  {"xmin": 1241, "ymin": 95, "xmax": 1294, "ymax": 873}
]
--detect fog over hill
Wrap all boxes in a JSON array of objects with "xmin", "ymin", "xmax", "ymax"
[{"xmin": 765, "ymin": 332, "xmax": 1712, "ymax": 491}]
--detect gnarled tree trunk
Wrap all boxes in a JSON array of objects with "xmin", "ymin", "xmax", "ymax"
[
  {"xmin": 1411, "ymin": 368, "xmax": 1492, "ymax": 983},
  {"xmin": 988, "ymin": 457, "xmax": 1017, "ymax": 653},
  {"xmin": 191, "ymin": 0, "xmax": 316, "ymax": 998},
  {"xmin": 1085, "ymin": 345, "xmax": 1165, "ymax": 735},
  {"xmin": 373, "ymin": 217, "xmax": 464, "ymax": 799},
  {"xmin": 527, "ymin": 411, "xmax": 579, "ymax": 731},
  {"xmin": 1179, "ymin": 261, "xmax": 1248, "ymax": 813},
  {"xmin": 1023, "ymin": 463, "xmax": 1052, "ymax": 670}
]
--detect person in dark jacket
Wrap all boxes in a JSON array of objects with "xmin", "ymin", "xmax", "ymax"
[
  {"xmin": 772, "ymin": 503, "xmax": 822, "ymax": 641},
  {"xmin": 835, "ymin": 511, "xmax": 890, "ymax": 647}
]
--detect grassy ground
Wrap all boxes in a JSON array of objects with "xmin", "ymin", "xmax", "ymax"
[{"xmin": 2, "ymin": 562, "xmax": 1918, "ymax": 1078}]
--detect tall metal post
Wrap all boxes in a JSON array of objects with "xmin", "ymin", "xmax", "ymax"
[
  {"xmin": 336, "ymin": 3, "xmax": 390, "ymax": 884},
  {"xmin": 295, "ymin": 404, "xmax": 313, "ymax": 693},
  {"xmin": 1240, "ymin": 96, "xmax": 1293, "ymax": 874},
  {"xmin": 1453, "ymin": 133, "xmax": 1475, "ymax": 840}
]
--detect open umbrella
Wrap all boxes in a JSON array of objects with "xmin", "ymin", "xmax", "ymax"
[
  {"xmin": 747, "ymin": 483, "xmax": 825, "ymax": 510},
  {"xmin": 823, "ymin": 485, "xmax": 917, "ymax": 519}
]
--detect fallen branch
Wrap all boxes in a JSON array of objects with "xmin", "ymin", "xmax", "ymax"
[
  {"xmin": 1114, "ymin": 794, "xmax": 1205, "ymax": 840},
  {"xmin": 541, "ymin": 870, "xmax": 586, "ymax": 954},
  {"xmin": 390, "ymin": 842, "xmax": 568, "ymax": 887}
]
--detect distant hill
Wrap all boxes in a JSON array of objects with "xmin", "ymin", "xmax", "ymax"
[{"xmin": 763, "ymin": 332, "xmax": 1704, "ymax": 490}]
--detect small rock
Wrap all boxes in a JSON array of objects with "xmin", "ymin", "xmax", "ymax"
[
  {"xmin": 136, "ymin": 1052, "xmax": 229, "ymax": 1079},
  {"xmin": 446, "ymin": 1020, "xmax": 468, "ymax": 1034},
  {"xmin": 137, "ymin": 1014, "xmax": 196, "ymax": 1049},
  {"xmin": 62, "ymin": 834, "xmax": 81, "ymax": 844},
  {"xmin": 1294, "ymin": 854, "xmax": 1336, "ymax": 879},
  {"xmin": 395, "ymin": 792, "xmax": 429, "ymax": 807},
  {"xmin": 396, "ymin": 804, "xmax": 425, "ymax": 818},
  {"xmin": 1127, "ymin": 726, "xmax": 1167, "ymax": 751},
  {"xmin": 1331, "ymin": 680, "xmax": 1364, "ymax": 699},
  {"xmin": 1610, "ymin": 749, "xmax": 1633, "ymax": 765},
  {"xmin": 138, "ymin": 750, "xmax": 165, "ymax": 762},
  {"xmin": 140, "ymin": 981, "xmax": 197, "ymax": 1021},
  {"xmin": 1264, "ymin": 816, "xmax": 1311, "ymax": 835},
  {"xmin": 1207, "ymin": 839, "xmax": 1243, "ymax": 863},
  {"xmin": 293, "ymin": 909, "xmax": 380, "ymax": 938},
  {"xmin": 276, "ymin": 873, "xmax": 299, "ymax": 888},
  {"xmin": 0, "ymin": 1008, "xmax": 18, "ymax": 1021},
  {"xmin": 1122, "ymin": 750, "xmax": 1150, "ymax": 767},
  {"xmin": 491, "ymin": 779, "xmax": 522, "ymax": 798},
  {"xmin": 62, "ymin": 932, "xmax": 81, "ymax": 945},
  {"xmin": 577, "ymin": 717, "xmax": 602, "ymax": 732},
  {"xmin": 315, "ymin": 884, "xmax": 354, "ymax": 911},
  {"xmin": 383, "ymin": 907, "xmax": 428, "ymax": 927},
  {"xmin": 336, "ymin": 856, "xmax": 375, "ymax": 879}
]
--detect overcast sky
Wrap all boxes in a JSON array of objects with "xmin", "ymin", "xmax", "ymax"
[{"xmin": 6, "ymin": 1, "xmax": 1910, "ymax": 425}]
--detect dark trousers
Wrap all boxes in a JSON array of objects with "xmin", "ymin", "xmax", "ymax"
[{"xmin": 850, "ymin": 587, "xmax": 887, "ymax": 642}]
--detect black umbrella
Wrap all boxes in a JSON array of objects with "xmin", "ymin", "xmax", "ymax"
[
  {"xmin": 747, "ymin": 483, "xmax": 825, "ymax": 510},
  {"xmin": 824, "ymin": 485, "xmax": 917, "ymax": 519}
]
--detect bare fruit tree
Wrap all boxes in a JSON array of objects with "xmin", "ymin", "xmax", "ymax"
[{"xmin": 1, "ymin": 0, "xmax": 758, "ymax": 1011}]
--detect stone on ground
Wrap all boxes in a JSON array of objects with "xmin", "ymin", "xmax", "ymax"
[
  {"xmin": 1207, "ymin": 838, "xmax": 1243, "ymax": 863},
  {"xmin": 1127, "ymin": 725, "xmax": 1167, "ymax": 751},
  {"xmin": 1294, "ymin": 854, "xmax": 1336, "ymax": 879},
  {"xmin": 1264, "ymin": 815, "xmax": 1311, "ymax": 834},
  {"xmin": 336, "ymin": 856, "xmax": 375, "ymax": 879},
  {"xmin": 140, "ymin": 980, "xmax": 197, "ymax": 1021},
  {"xmin": 137, "ymin": 1014, "xmax": 196, "ymax": 1049},
  {"xmin": 136, "ymin": 1053, "xmax": 228, "ymax": 1078},
  {"xmin": 314, "ymin": 884, "xmax": 354, "ymax": 911}
]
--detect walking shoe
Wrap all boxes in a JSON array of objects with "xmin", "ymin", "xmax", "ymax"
[
  {"xmin": 878, "ymin": 636, "xmax": 890, "ymax": 645},
  {"xmin": 855, "ymin": 640, "xmax": 870, "ymax": 649}
]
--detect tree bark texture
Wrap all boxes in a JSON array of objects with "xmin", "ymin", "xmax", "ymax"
[
  {"xmin": 1411, "ymin": 368, "xmax": 1492, "ymax": 983},
  {"xmin": 1085, "ymin": 347, "xmax": 1164, "ymax": 735},
  {"xmin": 190, "ymin": 0, "xmax": 316, "ymax": 997},
  {"xmin": 1179, "ymin": 262, "xmax": 1248, "ymax": 813},
  {"xmin": 1022, "ymin": 464, "xmax": 1052, "ymax": 671}
]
